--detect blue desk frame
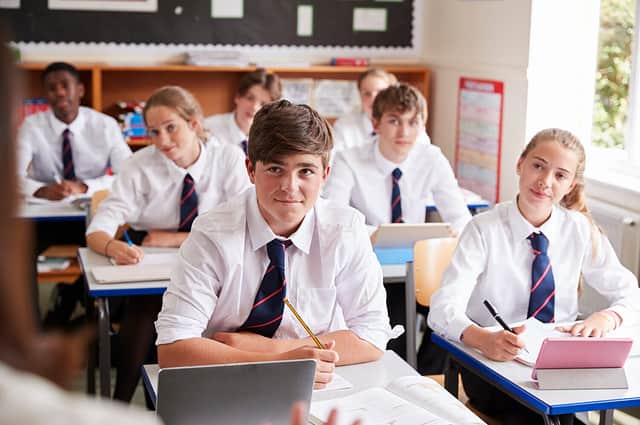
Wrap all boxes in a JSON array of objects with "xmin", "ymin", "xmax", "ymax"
[{"xmin": 432, "ymin": 333, "xmax": 640, "ymax": 425}]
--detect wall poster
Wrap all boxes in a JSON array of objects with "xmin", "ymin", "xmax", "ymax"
[{"xmin": 455, "ymin": 77, "xmax": 504, "ymax": 204}]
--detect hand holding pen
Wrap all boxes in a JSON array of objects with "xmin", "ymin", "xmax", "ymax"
[
  {"xmin": 483, "ymin": 300, "xmax": 529, "ymax": 354},
  {"xmin": 107, "ymin": 229, "xmax": 144, "ymax": 265}
]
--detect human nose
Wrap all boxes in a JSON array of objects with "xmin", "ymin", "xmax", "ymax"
[
  {"xmin": 279, "ymin": 172, "xmax": 299, "ymax": 192},
  {"xmin": 538, "ymin": 170, "xmax": 553, "ymax": 188}
]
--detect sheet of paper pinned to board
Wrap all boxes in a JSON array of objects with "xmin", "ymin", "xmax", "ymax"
[
  {"xmin": 281, "ymin": 79, "xmax": 314, "ymax": 106},
  {"xmin": 297, "ymin": 5, "xmax": 313, "ymax": 37},
  {"xmin": 353, "ymin": 7, "xmax": 387, "ymax": 32},
  {"xmin": 313, "ymin": 80, "xmax": 359, "ymax": 117},
  {"xmin": 211, "ymin": 0, "xmax": 243, "ymax": 18}
]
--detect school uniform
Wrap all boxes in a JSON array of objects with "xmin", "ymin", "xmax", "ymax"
[
  {"xmin": 87, "ymin": 137, "xmax": 250, "ymax": 236},
  {"xmin": 203, "ymin": 111, "xmax": 247, "ymax": 153},
  {"xmin": 323, "ymin": 140, "xmax": 471, "ymax": 235},
  {"xmin": 16, "ymin": 106, "xmax": 131, "ymax": 197},
  {"xmin": 428, "ymin": 200, "xmax": 640, "ymax": 424},
  {"xmin": 332, "ymin": 110, "xmax": 431, "ymax": 153},
  {"xmin": 156, "ymin": 187, "xmax": 397, "ymax": 350},
  {"xmin": 87, "ymin": 137, "xmax": 250, "ymax": 403}
]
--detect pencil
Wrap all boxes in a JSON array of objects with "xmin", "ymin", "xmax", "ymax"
[{"xmin": 284, "ymin": 298, "xmax": 324, "ymax": 349}]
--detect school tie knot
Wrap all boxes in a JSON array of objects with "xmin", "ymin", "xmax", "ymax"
[
  {"xmin": 239, "ymin": 239, "xmax": 292, "ymax": 337},
  {"xmin": 529, "ymin": 232, "xmax": 548, "ymax": 255},
  {"xmin": 392, "ymin": 167, "xmax": 402, "ymax": 182}
]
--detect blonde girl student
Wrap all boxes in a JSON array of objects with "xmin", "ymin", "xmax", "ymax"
[
  {"xmin": 428, "ymin": 128, "xmax": 640, "ymax": 425},
  {"xmin": 86, "ymin": 86, "xmax": 251, "ymax": 402}
]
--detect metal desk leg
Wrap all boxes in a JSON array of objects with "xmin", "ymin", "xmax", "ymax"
[
  {"xmin": 86, "ymin": 296, "xmax": 96, "ymax": 395},
  {"xmin": 599, "ymin": 409, "xmax": 614, "ymax": 425},
  {"xmin": 405, "ymin": 261, "xmax": 416, "ymax": 368},
  {"xmin": 542, "ymin": 415, "xmax": 561, "ymax": 425},
  {"xmin": 97, "ymin": 297, "xmax": 111, "ymax": 397},
  {"xmin": 443, "ymin": 356, "xmax": 459, "ymax": 398}
]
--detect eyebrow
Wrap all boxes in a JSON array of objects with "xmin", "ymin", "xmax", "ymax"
[
  {"xmin": 532, "ymin": 155, "xmax": 572, "ymax": 174},
  {"xmin": 265, "ymin": 160, "xmax": 320, "ymax": 169}
]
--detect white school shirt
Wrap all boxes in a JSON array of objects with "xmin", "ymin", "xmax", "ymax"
[
  {"xmin": 86, "ymin": 137, "xmax": 251, "ymax": 236},
  {"xmin": 428, "ymin": 200, "xmax": 640, "ymax": 342},
  {"xmin": 16, "ymin": 107, "xmax": 132, "ymax": 197},
  {"xmin": 323, "ymin": 141, "xmax": 471, "ymax": 234},
  {"xmin": 331, "ymin": 109, "xmax": 431, "ymax": 153},
  {"xmin": 0, "ymin": 361, "xmax": 161, "ymax": 425},
  {"xmin": 155, "ymin": 188, "xmax": 396, "ymax": 351},
  {"xmin": 203, "ymin": 111, "xmax": 246, "ymax": 152}
]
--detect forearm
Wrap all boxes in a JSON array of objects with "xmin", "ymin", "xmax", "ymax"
[
  {"xmin": 86, "ymin": 231, "xmax": 114, "ymax": 256},
  {"xmin": 158, "ymin": 337, "xmax": 277, "ymax": 368},
  {"xmin": 280, "ymin": 330, "xmax": 383, "ymax": 365},
  {"xmin": 460, "ymin": 324, "xmax": 489, "ymax": 350}
]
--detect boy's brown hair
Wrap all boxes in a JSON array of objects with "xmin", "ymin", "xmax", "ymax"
[
  {"xmin": 372, "ymin": 83, "xmax": 428, "ymax": 122},
  {"xmin": 248, "ymin": 100, "xmax": 333, "ymax": 168},
  {"xmin": 237, "ymin": 68, "xmax": 282, "ymax": 101}
]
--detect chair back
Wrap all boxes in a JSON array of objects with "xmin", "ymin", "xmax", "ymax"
[{"xmin": 414, "ymin": 237, "xmax": 458, "ymax": 306}]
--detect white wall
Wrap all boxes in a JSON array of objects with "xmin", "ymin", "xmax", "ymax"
[{"xmin": 423, "ymin": 0, "xmax": 600, "ymax": 202}]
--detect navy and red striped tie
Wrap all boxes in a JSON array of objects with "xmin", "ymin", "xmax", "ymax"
[
  {"xmin": 62, "ymin": 128, "xmax": 76, "ymax": 181},
  {"xmin": 528, "ymin": 232, "xmax": 555, "ymax": 323},
  {"xmin": 178, "ymin": 173, "xmax": 198, "ymax": 232},
  {"xmin": 391, "ymin": 167, "xmax": 404, "ymax": 223},
  {"xmin": 241, "ymin": 139, "xmax": 248, "ymax": 156},
  {"xmin": 240, "ymin": 239, "xmax": 292, "ymax": 337}
]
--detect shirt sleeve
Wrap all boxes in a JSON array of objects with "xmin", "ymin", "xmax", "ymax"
[
  {"xmin": 428, "ymin": 220, "xmax": 488, "ymax": 341},
  {"xmin": 85, "ymin": 161, "xmax": 140, "ymax": 237},
  {"xmin": 220, "ymin": 145, "xmax": 251, "ymax": 200},
  {"xmin": 428, "ymin": 151, "xmax": 472, "ymax": 234},
  {"xmin": 82, "ymin": 118, "xmax": 131, "ymax": 195},
  {"xmin": 322, "ymin": 152, "xmax": 355, "ymax": 206},
  {"xmin": 155, "ymin": 227, "xmax": 223, "ymax": 345},
  {"xmin": 580, "ymin": 223, "xmax": 640, "ymax": 326},
  {"xmin": 16, "ymin": 120, "xmax": 47, "ymax": 196},
  {"xmin": 333, "ymin": 215, "xmax": 393, "ymax": 351}
]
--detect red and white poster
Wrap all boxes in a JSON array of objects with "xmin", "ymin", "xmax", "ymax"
[{"xmin": 455, "ymin": 77, "xmax": 504, "ymax": 204}]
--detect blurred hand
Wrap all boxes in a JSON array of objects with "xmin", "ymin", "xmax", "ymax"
[
  {"xmin": 282, "ymin": 341, "xmax": 339, "ymax": 389},
  {"xmin": 556, "ymin": 311, "xmax": 617, "ymax": 337},
  {"xmin": 107, "ymin": 240, "xmax": 144, "ymax": 265}
]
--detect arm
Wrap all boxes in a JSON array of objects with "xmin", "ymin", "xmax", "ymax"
[
  {"xmin": 460, "ymin": 324, "xmax": 526, "ymax": 362},
  {"xmin": 86, "ymin": 231, "xmax": 143, "ymax": 265},
  {"xmin": 429, "ymin": 150, "xmax": 472, "ymax": 233},
  {"xmin": 16, "ymin": 121, "xmax": 54, "ymax": 198},
  {"xmin": 142, "ymin": 230, "xmax": 189, "ymax": 248}
]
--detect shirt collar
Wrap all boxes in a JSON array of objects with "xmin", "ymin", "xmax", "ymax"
[
  {"xmin": 159, "ymin": 140, "xmax": 208, "ymax": 182},
  {"xmin": 48, "ymin": 107, "xmax": 86, "ymax": 137},
  {"xmin": 373, "ymin": 140, "xmax": 409, "ymax": 175},
  {"xmin": 228, "ymin": 111, "xmax": 248, "ymax": 143},
  {"xmin": 507, "ymin": 197, "xmax": 560, "ymax": 245},
  {"xmin": 246, "ymin": 188, "xmax": 314, "ymax": 255}
]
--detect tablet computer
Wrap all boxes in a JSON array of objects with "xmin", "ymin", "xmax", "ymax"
[
  {"xmin": 372, "ymin": 223, "xmax": 454, "ymax": 248},
  {"xmin": 531, "ymin": 337, "xmax": 633, "ymax": 379}
]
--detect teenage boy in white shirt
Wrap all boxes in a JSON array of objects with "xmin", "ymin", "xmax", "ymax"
[{"xmin": 156, "ymin": 100, "xmax": 396, "ymax": 388}]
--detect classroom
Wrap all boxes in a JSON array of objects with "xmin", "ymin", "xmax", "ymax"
[{"xmin": 2, "ymin": 1, "xmax": 640, "ymax": 425}]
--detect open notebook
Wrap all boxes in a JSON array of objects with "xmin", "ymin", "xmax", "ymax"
[
  {"xmin": 92, "ymin": 252, "xmax": 178, "ymax": 284},
  {"xmin": 310, "ymin": 376, "xmax": 484, "ymax": 425},
  {"xmin": 515, "ymin": 317, "xmax": 639, "ymax": 366}
]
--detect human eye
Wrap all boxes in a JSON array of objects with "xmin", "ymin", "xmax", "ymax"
[
  {"xmin": 299, "ymin": 168, "xmax": 315, "ymax": 177},
  {"xmin": 148, "ymin": 129, "xmax": 159, "ymax": 137},
  {"xmin": 556, "ymin": 172, "xmax": 568, "ymax": 181},
  {"xmin": 245, "ymin": 94, "xmax": 256, "ymax": 102},
  {"xmin": 266, "ymin": 166, "xmax": 282, "ymax": 174},
  {"xmin": 166, "ymin": 123, "xmax": 177, "ymax": 133}
]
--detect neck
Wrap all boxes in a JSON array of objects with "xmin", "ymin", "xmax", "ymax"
[
  {"xmin": 56, "ymin": 109, "xmax": 79, "ymax": 125},
  {"xmin": 234, "ymin": 111, "xmax": 251, "ymax": 136},
  {"xmin": 378, "ymin": 142, "xmax": 408, "ymax": 164},
  {"xmin": 516, "ymin": 196, "xmax": 552, "ymax": 228}
]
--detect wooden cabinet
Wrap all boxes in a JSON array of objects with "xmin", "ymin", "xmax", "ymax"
[{"xmin": 18, "ymin": 63, "xmax": 430, "ymax": 147}]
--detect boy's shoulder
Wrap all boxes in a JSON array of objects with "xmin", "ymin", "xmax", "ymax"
[
  {"xmin": 203, "ymin": 112, "xmax": 230, "ymax": 130},
  {"xmin": 315, "ymin": 197, "xmax": 365, "ymax": 231},
  {"xmin": 334, "ymin": 143, "xmax": 375, "ymax": 167},
  {"xmin": 192, "ymin": 191, "xmax": 247, "ymax": 235},
  {"xmin": 79, "ymin": 106, "xmax": 119, "ymax": 127}
]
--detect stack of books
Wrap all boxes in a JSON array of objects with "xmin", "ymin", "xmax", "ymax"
[{"xmin": 184, "ymin": 51, "xmax": 250, "ymax": 67}]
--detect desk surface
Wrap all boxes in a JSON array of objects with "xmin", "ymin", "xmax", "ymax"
[
  {"xmin": 18, "ymin": 200, "xmax": 87, "ymax": 221},
  {"xmin": 433, "ymin": 332, "xmax": 640, "ymax": 415},
  {"xmin": 78, "ymin": 247, "xmax": 175, "ymax": 297}
]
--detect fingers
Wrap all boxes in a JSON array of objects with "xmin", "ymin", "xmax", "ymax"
[
  {"xmin": 326, "ymin": 409, "xmax": 338, "ymax": 425},
  {"xmin": 289, "ymin": 402, "xmax": 307, "ymax": 425}
]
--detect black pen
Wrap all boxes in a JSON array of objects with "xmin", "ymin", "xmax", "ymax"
[{"xmin": 483, "ymin": 299, "xmax": 529, "ymax": 353}]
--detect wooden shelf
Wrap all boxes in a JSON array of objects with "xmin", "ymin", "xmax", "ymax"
[{"xmin": 18, "ymin": 63, "xmax": 430, "ymax": 143}]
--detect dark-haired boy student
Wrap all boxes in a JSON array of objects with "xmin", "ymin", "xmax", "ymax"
[
  {"xmin": 16, "ymin": 61, "xmax": 131, "ymax": 327},
  {"xmin": 203, "ymin": 68, "xmax": 281, "ymax": 155},
  {"xmin": 156, "ymin": 100, "xmax": 397, "ymax": 387},
  {"xmin": 323, "ymin": 83, "xmax": 471, "ymax": 370}
]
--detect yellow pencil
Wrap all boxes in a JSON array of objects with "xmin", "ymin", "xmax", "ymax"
[{"xmin": 284, "ymin": 298, "xmax": 324, "ymax": 349}]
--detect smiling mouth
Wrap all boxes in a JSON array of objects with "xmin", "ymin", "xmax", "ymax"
[{"xmin": 530, "ymin": 188, "xmax": 549, "ymax": 199}]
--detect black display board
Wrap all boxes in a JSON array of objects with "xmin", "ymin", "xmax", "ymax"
[{"xmin": 1, "ymin": 0, "xmax": 414, "ymax": 48}]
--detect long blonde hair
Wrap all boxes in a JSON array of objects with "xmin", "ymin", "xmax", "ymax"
[{"xmin": 143, "ymin": 86, "xmax": 208, "ymax": 142}]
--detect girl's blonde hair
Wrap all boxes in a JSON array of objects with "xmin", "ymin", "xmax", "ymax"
[
  {"xmin": 143, "ymin": 86, "xmax": 208, "ymax": 142},
  {"xmin": 357, "ymin": 68, "xmax": 397, "ymax": 90},
  {"xmin": 520, "ymin": 128, "xmax": 602, "ymax": 256}
]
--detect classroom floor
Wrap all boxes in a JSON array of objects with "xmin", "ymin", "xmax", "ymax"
[{"xmin": 38, "ymin": 283, "xmax": 640, "ymax": 423}]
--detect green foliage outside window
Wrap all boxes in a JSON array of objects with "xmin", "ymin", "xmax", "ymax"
[{"xmin": 593, "ymin": 0, "xmax": 635, "ymax": 149}]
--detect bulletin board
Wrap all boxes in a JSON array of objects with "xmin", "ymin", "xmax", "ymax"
[
  {"xmin": 0, "ymin": 0, "xmax": 415, "ymax": 49},
  {"xmin": 454, "ymin": 77, "xmax": 504, "ymax": 204}
]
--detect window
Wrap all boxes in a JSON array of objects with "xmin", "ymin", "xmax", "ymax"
[{"xmin": 592, "ymin": 0, "xmax": 640, "ymax": 167}]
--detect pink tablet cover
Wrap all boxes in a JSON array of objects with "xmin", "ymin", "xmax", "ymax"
[{"xmin": 532, "ymin": 338, "xmax": 633, "ymax": 379}]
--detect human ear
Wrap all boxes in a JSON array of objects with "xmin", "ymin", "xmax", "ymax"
[{"xmin": 245, "ymin": 157, "xmax": 256, "ymax": 184}]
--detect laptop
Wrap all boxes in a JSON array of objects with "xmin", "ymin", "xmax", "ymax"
[{"xmin": 156, "ymin": 359, "xmax": 316, "ymax": 425}]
